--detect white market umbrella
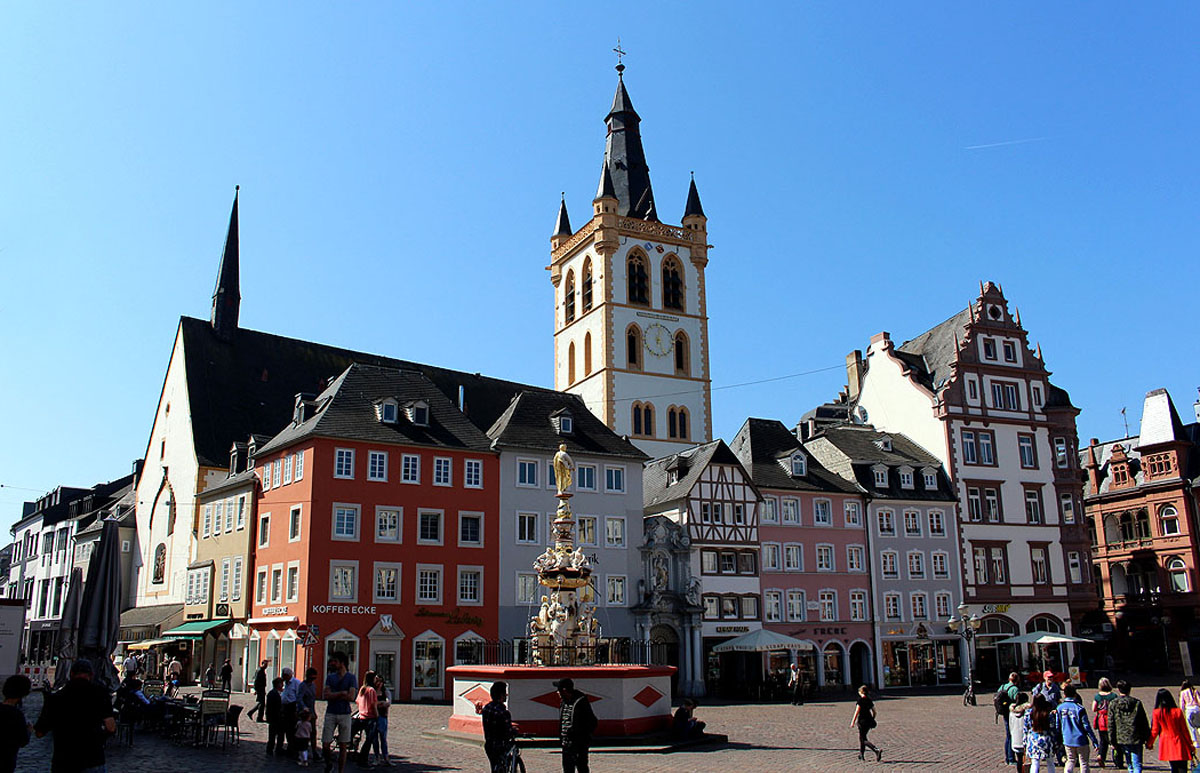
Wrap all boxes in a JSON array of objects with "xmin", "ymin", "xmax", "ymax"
[
  {"xmin": 995, "ymin": 632, "xmax": 1092, "ymax": 673},
  {"xmin": 712, "ymin": 629, "xmax": 816, "ymax": 653}
]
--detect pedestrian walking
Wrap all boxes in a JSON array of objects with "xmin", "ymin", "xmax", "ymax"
[
  {"xmin": 1092, "ymin": 678, "xmax": 1118, "ymax": 768},
  {"xmin": 0, "ymin": 675, "xmax": 33, "ymax": 773},
  {"xmin": 1033, "ymin": 671, "xmax": 1063, "ymax": 708},
  {"xmin": 249, "ymin": 660, "xmax": 269, "ymax": 722},
  {"xmin": 267, "ymin": 677, "xmax": 286, "ymax": 756},
  {"xmin": 1057, "ymin": 684, "xmax": 1099, "ymax": 773},
  {"xmin": 1108, "ymin": 680, "xmax": 1151, "ymax": 773},
  {"xmin": 168, "ymin": 656, "xmax": 183, "ymax": 695},
  {"xmin": 849, "ymin": 684, "xmax": 882, "ymax": 762},
  {"xmin": 480, "ymin": 681, "xmax": 516, "ymax": 773},
  {"xmin": 1148, "ymin": 689, "xmax": 1196, "ymax": 773},
  {"xmin": 219, "ymin": 659, "xmax": 233, "ymax": 692},
  {"xmin": 1024, "ymin": 694, "xmax": 1060, "ymax": 773},
  {"xmin": 281, "ymin": 667, "xmax": 302, "ymax": 756},
  {"xmin": 555, "ymin": 678, "xmax": 597, "ymax": 773},
  {"xmin": 998, "ymin": 671, "xmax": 1022, "ymax": 765},
  {"xmin": 1010, "ymin": 692, "xmax": 1031, "ymax": 771},
  {"xmin": 1180, "ymin": 680, "xmax": 1200, "ymax": 770},
  {"xmin": 204, "ymin": 662, "xmax": 217, "ymax": 689},
  {"xmin": 371, "ymin": 674, "xmax": 392, "ymax": 766},
  {"xmin": 788, "ymin": 663, "xmax": 804, "ymax": 706},
  {"xmin": 354, "ymin": 670, "xmax": 379, "ymax": 767},
  {"xmin": 298, "ymin": 668, "xmax": 319, "ymax": 733},
  {"xmin": 322, "ymin": 652, "xmax": 357, "ymax": 773},
  {"xmin": 33, "ymin": 659, "xmax": 117, "ymax": 773},
  {"xmin": 121, "ymin": 653, "xmax": 139, "ymax": 680}
]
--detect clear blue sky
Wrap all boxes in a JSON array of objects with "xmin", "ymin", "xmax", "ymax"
[{"xmin": 3, "ymin": 3, "xmax": 1198, "ymax": 535}]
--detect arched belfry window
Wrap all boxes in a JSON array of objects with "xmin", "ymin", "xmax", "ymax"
[
  {"xmin": 669, "ymin": 406, "xmax": 690, "ymax": 440},
  {"xmin": 564, "ymin": 270, "xmax": 576, "ymax": 324},
  {"xmin": 584, "ymin": 333, "xmax": 593, "ymax": 376},
  {"xmin": 662, "ymin": 256, "xmax": 684, "ymax": 310},
  {"xmin": 582, "ymin": 259, "xmax": 594, "ymax": 312},
  {"xmin": 627, "ymin": 254, "xmax": 649, "ymax": 305},
  {"xmin": 627, "ymin": 324, "xmax": 642, "ymax": 370},
  {"xmin": 632, "ymin": 402, "xmax": 654, "ymax": 438},
  {"xmin": 678, "ymin": 407, "xmax": 689, "ymax": 440},
  {"xmin": 568, "ymin": 342, "xmax": 576, "ymax": 384},
  {"xmin": 632, "ymin": 402, "xmax": 643, "ymax": 436},
  {"xmin": 674, "ymin": 331, "xmax": 689, "ymax": 375}
]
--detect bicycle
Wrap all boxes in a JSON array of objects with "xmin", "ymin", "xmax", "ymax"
[{"xmin": 499, "ymin": 732, "xmax": 529, "ymax": 773}]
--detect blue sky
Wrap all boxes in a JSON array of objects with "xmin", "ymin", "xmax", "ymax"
[{"xmin": 3, "ymin": 3, "xmax": 1198, "ymax": 534}]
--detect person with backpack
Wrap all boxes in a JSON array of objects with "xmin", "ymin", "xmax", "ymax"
[
  {"xmin": 997, "ymin": 672, "xmax": 1021, "ymax": 765},
  {"xmin": 1147, "ymin": 688, "xmax": 1196, "ymax": 773},
  {"xmin": 1180, "ymin": 680, "xmax": 1200, "ymax": 770},
  {"xmin": 1109, "ymin": 680, "xmax": 1151, "ymax": 773},
  {"xmin": 1093, "ymin": 677, "xmax": 1118, "ymax": 768},
  {"xmin": 1057, "ymin": 684, "xmax": 1099, "ymax": 773}
]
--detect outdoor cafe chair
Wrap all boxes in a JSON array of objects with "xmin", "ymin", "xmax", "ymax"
[
  {"xmin": 199, "ymin": 693, "xmax": 230, "ymax": 746},
  {"xmin": 210, "ymin": 704, "xmax": 243, "ymax": 749}
]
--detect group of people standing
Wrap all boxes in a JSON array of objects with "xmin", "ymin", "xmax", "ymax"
[{"xmin": 998, "ymin": 671, "xmax": 1199, "ymax": 772}]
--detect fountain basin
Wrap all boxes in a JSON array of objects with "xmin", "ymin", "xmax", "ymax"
[{"xmin": 447, "ymin": 664, "xmax": 677, "ymax": 737}]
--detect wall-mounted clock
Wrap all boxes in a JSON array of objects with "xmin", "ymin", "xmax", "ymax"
[{"xmin": 644, "ymin": 323, "xmax": 672, "ymax": 357}]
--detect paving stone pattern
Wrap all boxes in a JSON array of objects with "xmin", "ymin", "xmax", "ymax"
[{"xmin": 12, "ymin": 685, "xmax": 1183, "ymax": 772}]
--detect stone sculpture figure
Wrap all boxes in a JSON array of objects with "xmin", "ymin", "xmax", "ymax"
[{"xmin": 553, "ymin": 443, "xmax": 574, "ymax": 495}]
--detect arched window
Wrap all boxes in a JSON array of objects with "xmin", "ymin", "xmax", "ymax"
[
  {"xmin": 582, "ymin": 258, "xmax": 594, "ymax": 312},
  {"xmin": 1135, "ymin": 508, "xmax": 1151, "ymax": 539},
  {"xmin": 1160, "ymin": 505, "xmax": 1180, "ymax": 535},
  {"xmin": 564, "ymin": 270, "xmax": 576, "ymax": 323},
  {"xmin": 662, "ymin": 256, "xmax": 684, "ymax": 310},
  {"xmin": 568, "ymin": 342, "xmax": 576, "ymax": 384},
  {"xmin": 152, "ymin": 543, "xmax": 167, "ymax": 584},
  {"xmin": 668, "ymin": 406, "xmax": 678, "ymax": 439},
  {"xmin": 584, "ymin": 333, "xmax": 593, "ymax": 376},
  {"xmin": 667, "ymin": 407, "xmax": 689, "ymax": 440},
  {"xmin": 1167, "ymin": 557, "xmax": 1190, "ymax": 592},
  {"xmin": 627, "ymin": 254, "xmax": 649, "ymax": 305},
  {"xmin": 626, "ymin": 325, "xmax": 642, "ymax": 370},
  {"xmin": 632, "ymin": 402, "xmax": 643, "ymax": 436},
  {"xmin": 642, "ymin": 403, "xmax": 654, "ymax": 437},
  {"xmin": 677, "ymin": 407, "xmax": 689, "ymax": 440},
  {"xmin": 674, "ymin": 331, "xmax": 689, "ymax": 375},
  {"xmin": 1119, "ymin": 512, "xmax": 1134, "ymax": 542}
]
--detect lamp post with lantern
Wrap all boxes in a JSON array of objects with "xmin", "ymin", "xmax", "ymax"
[{"xmin": 948, "ymin": 603, "xmax": 982, "ymax": 705}]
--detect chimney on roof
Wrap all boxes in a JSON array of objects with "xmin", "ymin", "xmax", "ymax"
[
  {"xmin": 846, "ymin": 350, "xmax": 865, "ymax": 401},
  {"xmin": 1085, "ymin": 438, "xmax": 1101, "ymax": 492}
]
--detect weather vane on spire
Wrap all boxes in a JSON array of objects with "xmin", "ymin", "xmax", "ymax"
[{"xmin": 614, "ymin": 38, "xmax": 627, "ymax": 75}]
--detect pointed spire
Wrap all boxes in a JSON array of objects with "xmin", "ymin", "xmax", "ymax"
[
  {"xmin": 1036, "ymin": 342, "xmax": 1044, "ymax": 360},
  {"xmin": 683, "ymin": 172, "xmax": 705, "ymax": 218},
  {"xmin": 210, "ymin": 186, "xmax": 240, "ymax": 342},
  {"xmin": 1014, "ymin": 306, "xmax": 1022, "ymax": 326},
  {"xmin": 594, "ymin": 160, "xmax": 617, "ymax": 201},
  {"xmin": 554, "ymin": 194, "xmax": 572, "ymax": 238},
  {"xmin": 602, "ymin": 68, "xmax": 657, "ymax": 220}
]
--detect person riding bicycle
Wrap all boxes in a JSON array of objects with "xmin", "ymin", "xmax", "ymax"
[{"xmin": 479, "ymin": 681, "xmax": 517, "ymax": 773}]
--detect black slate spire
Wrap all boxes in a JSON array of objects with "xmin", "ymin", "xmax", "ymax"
[
  {"xmin": 554, "ymin": 194, "xmax": 572, "ymax": 238},
  {"xmin": 595, "ymin": 159, "xmax": 617, "ymax": 201},
  {"xmin": 210, "ymin": 186, "xmax": 241, "ymax": 342},
  {"xmin": 684, "ymin": 173, "xmax": 705, "ymax": 218},
  {"xmin": 603, "ymin": 70, "xmax": 657, "ymax": 221}
]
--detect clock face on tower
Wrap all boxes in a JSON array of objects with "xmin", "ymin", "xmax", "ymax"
[{"xmin": 644, "ymin": 323, "xmax": 672, "ymax": 357}]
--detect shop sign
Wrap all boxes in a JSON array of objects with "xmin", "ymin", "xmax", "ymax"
[
  {"xmin": 215, "ymin": 604, "xmax": 230, "ymax": 617},
  {"xmin": 261, "ymin": 606, "xmax": 289, "ymax": 616},
  {"xmin": 790, "ymin": 627, "xmax": 847, "ymax": 637},
  {"xmin": 715, "ymin": 625, "xmax": 750, "ymax": 633},
  {"xmin": 982, "ymin": 604, "xmax": 1011, "ymax": 614},
  {"xmin": 415, "ymin": 607, "xmax": 483, "ymax": 626},
  {"xmin": 311, "ymin": 604, "xmax": 377, "ymax": 615},
  {"xmin": 885, "ymin": 627, "xmax": 906, "ymax": 636}
]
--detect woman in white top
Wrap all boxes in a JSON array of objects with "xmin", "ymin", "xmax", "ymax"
[{"xmin": 1180, "ymin": 680, "xmax": 1200, "ymax": 763}]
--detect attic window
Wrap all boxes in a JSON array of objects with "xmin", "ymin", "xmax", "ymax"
[
  {"xmin": 668, "ymin": 469, "xmax": 680, "ymax": 485},
  {"xmin": 407, "ymin": 401, "xmax": 430, "ymax": 427},
  {"xmin": 923, "ymin": 470, "xmax": 937, "ymax": 489},
  {"xmin": 556, "ymin": 415, "xmax": 574, "ymax": 435},
  {"xmin": 873, "ymin": 467, "xmax": 888, "ymax": 487},
  {"xmin": 875, "ymin": 437, "xmax": 892, "ymax": 452},
  {"xmin": 790, "ymin": 454, "xmax": 806, "ymax": 477},
  {"xmin": 381, "ymin": 402, "xmax": 398, "ymax": 424},
  {"xmin": 899, "ymin": 468, "xmax": 914, "ymax": 489},
  {"xmin": 988, "ymin": 305, "xmax": 1002, "ymax": 321}
]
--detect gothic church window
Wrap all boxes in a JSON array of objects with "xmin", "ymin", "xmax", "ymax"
[
  {"xmin": 662, "ymin": 256, "xmax": 683, "ymax": 310},
  {"xmin": 674, "ymin": 332, "xmax": 689, "ymax": 375},
  {"xmin": 627, "ymin": 254, "xmax": 649, "ymax": 305},
  {"xmin": 582, "ymin": 259, "xmax": 593, "ymax": 312},
  {"xmin": 627, "ymin": 325, "xmax": 642, "ymax": 370},
  {"xmin": 584, "ymin": 333, "xmax": 593, "ymax": 375},
  {"xmin": 564, "ymin": 270, "xmax": 576, "ymax": 323},
  {"xmin": 568, "ymin": 342, "xmax": 576, "ymax": 384}
]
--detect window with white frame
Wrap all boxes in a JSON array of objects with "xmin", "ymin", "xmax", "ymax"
[
  {"xmin": 850, "ymin": 590, "xmax": 867, "ymax": 621},
  {"xmin": 577, "ymin": 464, "xmax": 596, "ymax": 491},
  {"xmin": 604, "ymin": 517, "xmax": 626, "ymax": 548},
  {"xmin": 416, "ymin": 565, "xmax": 442, "ymax": 604},
  {"xmin": 847, "ymin": 545, "xmax": 864, "ymax": 572},
  {"xmin": 1031, "ymin": 547, "xmax": 1049, "ymax": 584},
  {"xmin": 516, "ymin": 573, "xmax": 538, "ymax": 604},
  {"xmin": 782, "ymin": 499, "xmax": 799, "ymax": 524},
  {"xmin": 605, "ymin": 466, "xmax": 625, "ymax": 493},
  {"xmin": 329, "ymin": 562, "xmax": 357, "ymax": 601},
  {"xmin": 214, "ymin": 502, "xmax": 225, "ymax": 535},
  {"xmin": 881, "ymin": 551, "xmax": 898, "ymax": 578},
  {"xmin": 816, "ymin": 545, "xmax": 834, "ymax": 572},
  {"xmin": 606, "ymin": 576, "xmax": 626, "ymax": 605},
  {"xmin": 873, "ymin": 467, "xmax": 888, "ymax": 487},
  {"xmin": 261, "ymin": 464, "xmax": 271, "ymax": 491},
  {"xmin": 904, "ymin": 510, "xmax": 922, "ymax": 537},
  {"xmin": 1067, "ymin": 551, "xmax": 1082, "ymax": 584},
  {"xmin": 236, "ymin": 496, "xmax": 246, "ymax": 530},
  {"xmin": 223, "ymin": 500, "xmax": 234, "ymax": 532},
  {"xmin": 286, "ymin": 562, "xmax": 299, "ymax": 602},
  {"xmin": 270, "ymin": 565, "xmax": 283, "ymax": 603},
  {"xmin": 740, "ymin": 595, "xmax": 759, "ymax": 620},
  {"xmin": 764, "ymin": 590, "xmax": 782, "ymax": 622},
  {"xmin": 923, "ymin": 471, "xmax": 937, "ymax": 489},
  {"xmin": 577, "ymin": 516, "xmax": 596, "ymax": 546},
  {"xmin": 818, "ymin": 590, "xmax": 836, "ymax": 621},
  {"xmin": 401, "ymin": 454, "xmax": 420, "ymax": 484},
  {"xmin": 368, "ymin": 451, "xmax": 388, "ymax": 481},
  {"xmin": 900, "ymin": 469, "xmax": 914, "ymax": 488},
  {"xmin": 733, "ymin": 503, "xmax": 745, "ymax": 525},
  {"xmin": 256, "ymin": 568, "xmax": 267, "ymax": 604},
  {"xmin": 932, "ymin": 551, "xmax": 949, "ymax": 578},
  {"xmin": 884, "ymin": 593, "xmax": 901, "ymax": 621},
  {"xmin": 294, "ymin": 451, "xmax": 304, "ymax": 480},
  {"xmin": 272, "ymin": 460, "xmax": 281, "ymax": 488},
  {"xmin": 258, "ymin": 512, "xmax": 270, "ymax": 548},
  {"xmin": 232, "ymin": 557, "xmax": 243, "ymax": 601},
  {"xmin": 412, "ymin": 634, "xmax": 444, "ymax": 691},
  {"xmin": 332, "ymin": 505, "xmax": 360, "ymax": 541},
  {"xmin": 907, "ymin": 551, "xmax": 925, "ymax": 578},
  {"xmin": 761, "ymin": 497, "xmax": 778, "ymax": 523},
  {"xmin": 376, "ymin": 508, "xmax": 401, "ymax": 543},
  {"xmin": 786, "ymin": 590, "xmax": 806, "ymax": 621},
  {"xmin": 418, "ymin": 510, "xmax": 443, "ymax": 545},
  {"xmin": 877, "ymin": 509, "xmax": 895, "ymax": 536},
  {"xmin": 784, "ymin": 544, "xmax": 803, "ymax": 571},
  {"xmin": 790, "ymin": 453, "xmax": 806, "ymax": 476},
  {"xmin": 1060, "ymin": 494, "xmax": 1077, "ymax": 525},
  {"xmin": 202, "ymin": 505, "xmax": 212, "ymax": 538},
  {"xmin": 763, "ymin": 543, "xmax": 781, "ymax": 571},
  {"xmin": 464, "ymin": 459, "xmax": 483, "ymax": 488},
  {"xmin": 928, "ymin": 509, "xmax": 946, "ymax": 536},
  {"xmin": 911, "ymin": 593, "xmax": 927, "ymax": 620},
  {"xmin": 283, "ymin": 455, "xmax": 293, "ymax": 484},
  {"xmin": 289, "ymin": 505, "xmax": 302, "ymax": 542},
  {"xmin": 813, "ymin": 499, "xmax": 832, "ymax": 525},
  {"xmin": 844, "ymin": 501, "xmax": 861, "ymax": 526},
  {"xmin": 335, "ymin": 449, "xmax": 354, "ymax": 478},
  {"xmin": 458, "ymin": 567, "xmax": 482, "ymax": 605},
  {"xmin": 516, "ymin": 512, "xmax": 539, "ymax": 544},
  {"xmin": 517, "ymin": 459, "xmax": 538, "ymax": 487},
  {"xmin": 702, "ymin": 596, "xmax": 719, "ymax": 619},
  {"xmin": 935, "ymin": 593, "xmax": 952, "ymax": 619},
  {"xmin": 458, "ymin": 512, "xmax": 482, "ymax": 547},
  {"xmin": 433, "ymin": 457, "xmax": 452, "ymax": 486}
]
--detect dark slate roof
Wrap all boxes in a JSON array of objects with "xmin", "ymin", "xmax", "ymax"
[
  {"xmin": 729, "ymin": 418, "xmax": 860, "ymax": 494},
  {"xmin": 896, "ymin": 307, "xmax": 972, "ymax": 390},
  {"xmin": 210, "ymin": 188, "xmax": 240, "ymax": 340},
  {"xmin": 683, "ymin": 175, "xmax": 705, "ymax": 218},
  {"xmin": 1081, "ymin": 421, "xmax": 1200, "ymax": 497},
  {"xmin": 595, "ymin": 160, "xmax": 617, "ymax": 201},
  {"xmin": 603, "ymin": 74, "xmax": 657, "ymax": 221},
  {"xmin": 257, "ymin": 364, "xmax": 495, "ymax": 457},
  {"xmin": 805, "ymin": 425, "xmax": 957, "ymax": 502},
  {"xmin": 554, "ymin": 196, "xmax": 572, "ymax": 237},
  {"xmin": 178, "ymin": 316, "xmax": 571, "ymax": 468},
  {"xmin": 486, "ymin": 391, "xmax": 646, "ymax": 460},
  {"xmin": 644, "ymin": 440, "xmax": 756, "ymax": 509}
]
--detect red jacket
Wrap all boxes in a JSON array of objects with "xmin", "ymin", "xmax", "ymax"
[{"xmin": 1149, "ymin": 707, "xmax": 1195, "ymax": 762}]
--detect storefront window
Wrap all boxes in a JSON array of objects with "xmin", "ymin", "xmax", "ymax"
[
  {"xmin": 882, "ymin": 641, "xmax": 908, "ymax": 687},
  {"xmin": 823, "ymin": 644, "xmax": 843, "ymax": 686},
  {"xmin": 413, "ymin": 637, "xmax": 444, "ymax": 690}
]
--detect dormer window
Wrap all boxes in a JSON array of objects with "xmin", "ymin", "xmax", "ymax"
[
  {"xmin": 922, "ymin": 469, "xmax": 937, "ymax": 489},
  {"xmin": 379, "ymin": 401, "xmax": 399, "ymax": 424},
  {"xmin": 668, "ymin": 469, "xmax": 680, "ymax": 485},
  {"xmin": 790, "ymin": 453, "xmax": 806, "ymax": 477},
  {"xmin": 406, "ymin": 401, "xmax": 430, "ymax": 427},
  {"xmin": 899, "ymin": 467, "xmax": 914, "ymax": 489},
  {"xmin": 875, "ymin": 436, "xmax": 892, "ymax": 452},
  {"xmin": 552, "ymin": 411, "xmax": 574, "ymax": 436},
  {"xmin": 873, "ymin": 466, "xmax": 888, "ymax": 488}
]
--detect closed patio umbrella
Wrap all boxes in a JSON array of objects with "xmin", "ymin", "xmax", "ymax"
[
  {"xmin": 76, "ymin": 518, "xmax": 122, "ymax": 690},
  {"xmin": 52, "ymin": 568, "xmax": 84, "ymax": 688}
]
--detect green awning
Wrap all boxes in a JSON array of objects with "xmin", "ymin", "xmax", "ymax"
[{"xmin": 162, "ymin": 620, "xmax": 231, "ymax": 638}]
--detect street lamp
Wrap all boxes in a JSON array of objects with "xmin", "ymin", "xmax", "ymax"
[
  {"xmin": 948, "ymin": 603, "xmax": 982, "ymax": 700},
  {"xmin": 1152, "ymin": 614, "xmax": 1172, "ymax": 672}
]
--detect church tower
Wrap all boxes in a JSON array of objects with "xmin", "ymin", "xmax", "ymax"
[{"xmin": 549, "ymin": 64, "xmax": 712, "ymax": 459}]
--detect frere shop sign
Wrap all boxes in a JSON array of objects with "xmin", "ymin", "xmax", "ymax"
[{"xmin": 311, "ymin": 604, "xmax": 377, "ymax": 615}]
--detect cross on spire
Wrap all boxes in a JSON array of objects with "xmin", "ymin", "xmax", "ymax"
[{"xmin": 613, "ymin": 38, "xmax": 627, "ymax": 75}]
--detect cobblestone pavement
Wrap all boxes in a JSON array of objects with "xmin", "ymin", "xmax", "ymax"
[{"xmin": 12, "ymin": 684, "xmax": 1185, "ymax": 772}]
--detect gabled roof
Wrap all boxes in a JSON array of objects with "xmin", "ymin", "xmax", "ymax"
[
  {"xmin": 486, "ymin": 391, "xmax": 646, "ymax": 460},
  {"xmin": 805, "ymin": 425, "xmax": 956, "ymax": 502},
  {"xmin": 643, "ymin": 440, "xmax": 756, "ymax": 509},
  {"xmin": 729, "ymin": 418, "xmax": 860, "ymax": 494},
  {"xmin": 257, "ymin": 364, "xmax": 495, "ymax": 457}
]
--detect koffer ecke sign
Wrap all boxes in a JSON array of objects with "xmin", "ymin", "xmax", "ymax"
[{"xmin": 311, "ymin": 604, "xmax": 377, "ymax": 615}]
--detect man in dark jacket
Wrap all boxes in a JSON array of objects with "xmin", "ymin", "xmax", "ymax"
[
  {"xmin": 248, "ymin": 660, "xmax": 269, "ymax": 722},
  {"xmin": 1108, "ymin": 680, "xmax": 1150, "ymax": 773},
  {"xmin": 555, "ymin": 678, "xmax": 597, "ymax": 773},
  {"xmin": 266, "ymin": 677, "xmax": 286, "ymax": 755},
  {"xmin": 34, "ymin": 660, "xmax": 117, "ymax": 773},
  {"xmin": 480, "ymin": 681, "xmax": 515, "ymax": 773}
]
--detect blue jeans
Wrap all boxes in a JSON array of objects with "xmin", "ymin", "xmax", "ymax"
[
  {"xmin": 372, "ymin": 715, "xmax": 389, "ymax": 759},
  {"xmin": 1004, "ymin": 718, "xmax": 1016, "ymax": 763},
  {"xmin": 1117, "ymin": 743, "xmax": 1142, "ymax": 773}
]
